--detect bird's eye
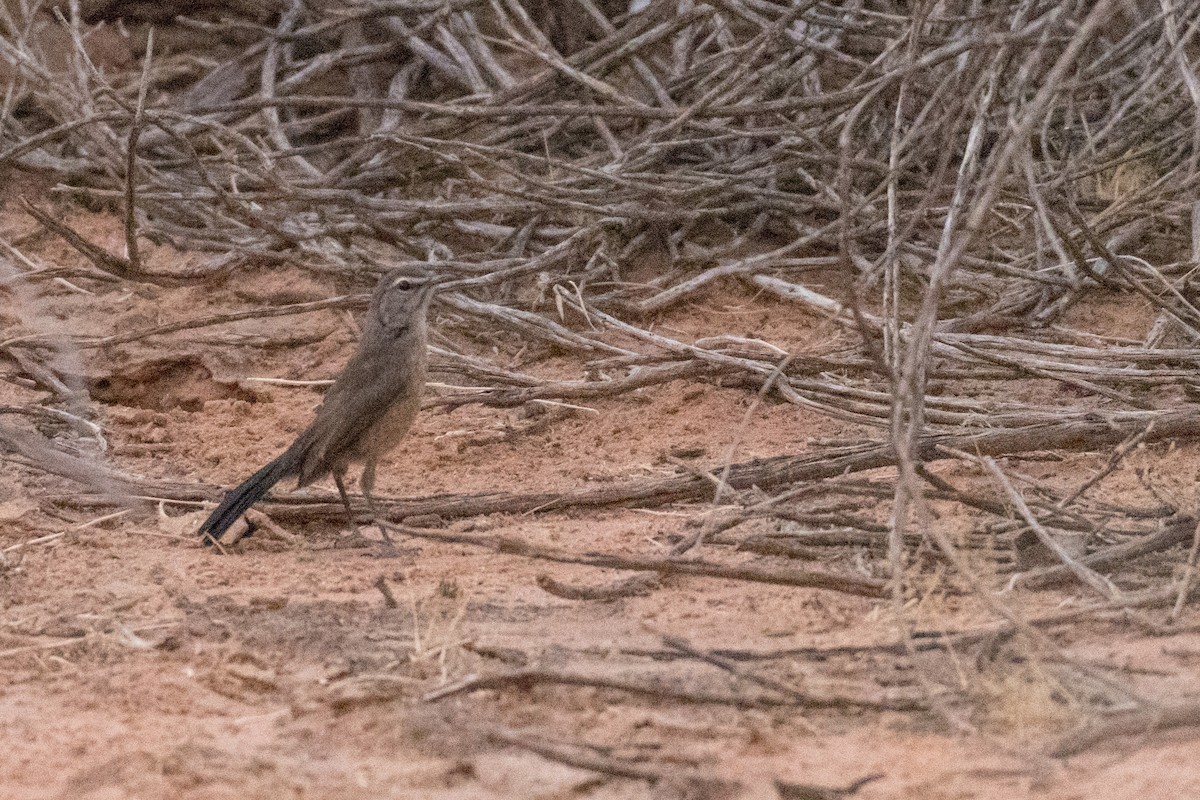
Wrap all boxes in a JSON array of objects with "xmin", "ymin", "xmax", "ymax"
[{"xmin": 393, "ymin": 278, "xmax": 413, "ymax": 291}]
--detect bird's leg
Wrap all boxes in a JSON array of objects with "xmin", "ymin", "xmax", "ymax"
[
  {"xmin": 360, "ymin": 460, "xmax": 395, "ymax": 545},
  {"xmin": 333, "ymin": 469, "xmax": 368, "ymax": 541}
]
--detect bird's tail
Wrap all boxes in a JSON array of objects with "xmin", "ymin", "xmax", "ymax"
[{"xmin": 198, "ymin": 452, "xmax": 298, "ymax": 545}]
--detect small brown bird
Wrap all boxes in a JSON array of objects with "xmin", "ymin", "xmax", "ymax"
[{"xmin": 198, "ymin": 270, "xmax": 438, "ymax": 546}]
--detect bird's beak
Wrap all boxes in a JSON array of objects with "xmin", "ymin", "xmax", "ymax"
[
  {"xmin": 429, "ymin": 275, "xmax": 474, "ymax": 293},
  {"xmin": 420, "ymin": 277, "xmax": 443, "ymax": 302}
]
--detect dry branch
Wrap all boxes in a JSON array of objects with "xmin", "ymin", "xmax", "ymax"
[
  {"xmin": 388, "ymin": 523, "xmax": 886, "ymax": 598},
  {"xmin": 1049, "ymin": 701, "xmax": 1200, "ymax": 758},
  {"xmin": 487, "ymin": 725, "xmax": 882, "ymax": 798},
  {"xmin": 535, "ymin": 572, "xmax": 660, "ymax": 601},
  {"xmin": 426, "ymin": 662, "xmax": 921, "ymax": 710},
  {"xmin": 4, "ymin": 0, "xmax": 1200, "ymax": 749}
]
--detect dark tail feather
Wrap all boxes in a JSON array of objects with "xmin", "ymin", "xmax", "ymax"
[{"xmin": 198, "ymin": 453, "xmax": 297, "ymax": 545}]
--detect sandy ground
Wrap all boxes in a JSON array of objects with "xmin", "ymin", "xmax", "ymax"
[{"xmin": 4, "ymin": 193, "xmax": 1200, "ymax": 799}]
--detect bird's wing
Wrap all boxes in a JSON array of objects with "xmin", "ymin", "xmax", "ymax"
[{"xmin": 291, "ymin": 331, "xmax": 425, "ymax": 484}]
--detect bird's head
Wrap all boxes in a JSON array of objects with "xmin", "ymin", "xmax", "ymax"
[{"xmin": 372, "ymin": 269, "xmax": 441, "ymax": 333}]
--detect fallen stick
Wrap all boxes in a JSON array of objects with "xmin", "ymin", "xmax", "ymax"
[{"xmin": 392, "ymin": 524, "xmax": 886, "ymax": 598}]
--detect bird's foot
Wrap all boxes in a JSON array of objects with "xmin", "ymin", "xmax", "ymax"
[{"xmin": 375, "ymin": 521, "xmax": 397, "ymax": 545}]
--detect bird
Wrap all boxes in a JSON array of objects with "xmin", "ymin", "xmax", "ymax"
[{"xmin": 198, "ymin": 269, "xmax": 438, "ymax": 547}]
